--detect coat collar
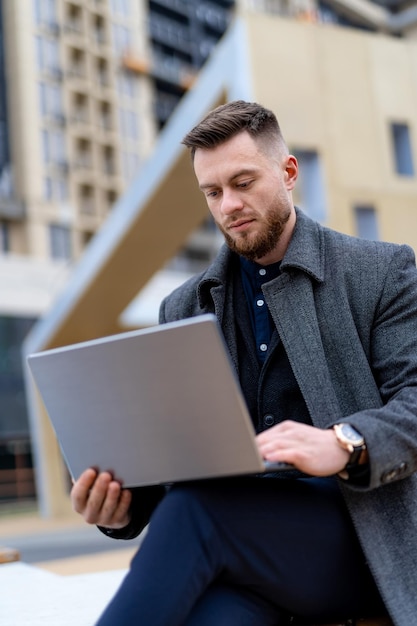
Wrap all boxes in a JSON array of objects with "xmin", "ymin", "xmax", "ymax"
[{"xmin": 280, "ymin": 207, "xmax": 325, "ymax": 283}]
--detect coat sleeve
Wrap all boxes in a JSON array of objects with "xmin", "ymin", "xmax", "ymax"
[
  {"xmin": 344, "ymin": 244, "xmax": 417, "ymax": 490},
  {"xmin": 98, "ymin": 484, "xmax": 166, "ymax": 540}
]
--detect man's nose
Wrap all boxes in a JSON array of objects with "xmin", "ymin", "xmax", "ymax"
[{"xmin": 220, "ymin": 189, "xmax": 244, "ymax": 216}]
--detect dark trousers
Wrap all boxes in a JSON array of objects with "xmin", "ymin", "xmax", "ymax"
[{"xmin": 95, "ymin": 476, "xmax": 385, "ymax": 626}]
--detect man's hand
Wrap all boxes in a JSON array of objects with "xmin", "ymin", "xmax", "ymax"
[
  {"xmin": 256, "ymin": 420, "xmax": 350, "ymax": 477},
  {"xmin": 71, "ymin": 468, "xmax": 132, "ymax": 529}
]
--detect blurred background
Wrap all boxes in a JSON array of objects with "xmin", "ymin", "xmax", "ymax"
[{"xmin": 1, "ymin": 0, "xmax": 417, "ymax": 521}]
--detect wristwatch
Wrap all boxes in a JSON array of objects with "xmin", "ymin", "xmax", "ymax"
[{"xmin": 332, "ymin": 423, "xmax": 367, "ymax": 480}]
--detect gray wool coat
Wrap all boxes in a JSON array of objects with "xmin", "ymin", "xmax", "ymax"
[{"xmin": 159, "ymin": 208, "xmax": 417, "ymax": 626}]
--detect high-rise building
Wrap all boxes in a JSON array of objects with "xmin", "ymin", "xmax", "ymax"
[
  {"xmin": 146, "ymin": 0, "xmax": 234, "ymax": 127},
  {"xmin": 0, "ymin": 0, "xmax": 157, "ymax": 264}
]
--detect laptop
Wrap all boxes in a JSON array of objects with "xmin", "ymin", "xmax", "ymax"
[{"xmin": 27, "ymin": 314, "xmax": 294, "ymax": 487}]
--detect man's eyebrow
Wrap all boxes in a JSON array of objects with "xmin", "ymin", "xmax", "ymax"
[
  {"xmin": 199, "ymin": 182, "xmax": 217, "ymax": 191},
  {"xmin": 199, "ymin": 168, "xmax": 258, "ymax": 190}
]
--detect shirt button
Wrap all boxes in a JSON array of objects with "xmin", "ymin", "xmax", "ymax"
[
  {"xmin": 260, "ymin": 343, "xmax": 268, "ymax": 352},
  {"xmin": 259, "ymin": 268, "xmax": 266, "ymax": 276},
  {"xmin": 256, "ymin": 299, "xmax": 264, "ymax": 307},
  {"xmin": 263, "ymin": 414, "xmax": 275, "ymax": 427}
]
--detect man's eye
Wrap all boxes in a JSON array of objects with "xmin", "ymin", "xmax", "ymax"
[{"xmin": 207, "ymin": 191, "xmax": 218, "ymax": 198}]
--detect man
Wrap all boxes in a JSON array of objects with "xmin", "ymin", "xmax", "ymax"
[{"xmin": 71, "ymin": 101, "xmax": 417, "ymax": 625}]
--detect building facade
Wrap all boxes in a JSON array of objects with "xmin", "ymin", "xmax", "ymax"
[{"xmin": 1, "ymin": 0, "xmax": 156, "ymax": 262}]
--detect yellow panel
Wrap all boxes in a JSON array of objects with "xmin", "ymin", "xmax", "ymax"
[
  {"xmin": 44, "ymin": 150, "xmax": 209, "ymax": 348},
  {"xmin": 245, "ymin": 15, "xmax": 325, "ymax": 148}
]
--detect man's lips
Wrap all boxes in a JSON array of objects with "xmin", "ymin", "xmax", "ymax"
[{"xmin": 227, "ymin": 218, "xmax": 255, "ymax": 232}]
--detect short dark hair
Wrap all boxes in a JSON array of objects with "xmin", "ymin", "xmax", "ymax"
[{"xmin": 182, "ymin": 100, "xmax": 287, "ymax": 159}]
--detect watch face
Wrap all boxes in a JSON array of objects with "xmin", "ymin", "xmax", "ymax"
[{"xmin": 340, "ymin": 424, "xmax": 364, "ymax": 445}]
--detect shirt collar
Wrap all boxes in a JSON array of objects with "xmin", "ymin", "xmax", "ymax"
[{"xmin": 239, "ymin": 256, "xmax": 282, "ymax": 285}]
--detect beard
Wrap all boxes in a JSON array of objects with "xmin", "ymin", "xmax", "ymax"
[{"xmin": 218, "ymin": 206, "xmax": 291, "ymax": 262}]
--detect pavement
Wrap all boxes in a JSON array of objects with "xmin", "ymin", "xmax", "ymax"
[
  {"xmin": 0, "ymin": 501, "xmax": 142, "ymax": 575},
  {"xmin": 0, "ymin": 502, "xmax": 142, "ymax": 625}
]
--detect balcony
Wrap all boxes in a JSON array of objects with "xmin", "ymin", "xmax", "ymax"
[
  {"xmin": 63, "ymin": 21, "xmax": 84, "ymax": 37},
  {"xmin": 148, "ymin": 14, "xmax": 193, "ymax": 55},
  {"xmin": 370, "ymin": 1, "xmax": 411, "ymax": 6},
  {"xmin": 122, "ymin": 52, "xmax": 196, "ymax": 90},
  {"xmin": 0, "ymin": 197, "xmax": 25, "ymax": 220},
  {"xmin": 149, "ymin": 0, "xmax": 190, "ymax": 18},
  {"xmin": 73, "ymin": 155, "xmax": 93, "ymax": 170},
  {"xmin": 66, "ymin": 65, "xmax": 87, "ymax": 81},
  {"xmin": 79, "ymin": 197, "xmax": 96, "ymax": 215},
  {"xmin": 37, "ymin": 20, "xmax": 60, "ymax": 37},
  {"xmin": 70, "ymin": 110, "xmax": 89, "ymax": 125}
]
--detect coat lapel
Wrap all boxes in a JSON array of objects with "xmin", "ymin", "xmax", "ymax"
[
  {"xmin": 261, "ymin": 209, "xmax": 343, "ymax": 428},
  {"xmin": 263, "ymin": 271, "xmax": 342, "ymax": 428}
]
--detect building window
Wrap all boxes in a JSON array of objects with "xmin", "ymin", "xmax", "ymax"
[
  {"xmin": 56, "ymin": 178, "xmax": 68, "ymax": 201},
  {"xmin": 34, "ymin": 36, "xmax": 60, "ymax": 75},
  {"xmin": 118, "ymin": 108, "xmax": 139, "ymax": 140},
  {"xmin": 38, "ymin": 82, "xmax": 63, "ymax": 119},
  {"xmin": 116, "ymin": 71, "xmax": 137, "ymax": 99},
  {"xmin": 68, "ymin": 47, "xmax": 86, "ymax": 80},
  {"xmin": 44, "ymin": 177, "xmax": 53, "ymax": 200},
  {"xmin": 293, "ymin": 149, "xmax": 327, "ymax": 222},
  {"xmin": 121, "ymin": 150, "xmax": 140, "ymax": 184},
  {"xmin": 391, "ymin": 122, "xmax": 414, "ymax": 176},
  {"xmin": 354, "ymin": 206, "xmax": 379, "ymax": 241},
  {"xmin": 79, "ymin": 184, "xmax": 95, "ymax": 215},
  {"xmin": 98, "ymin": 101, "xmax": 112, "ymax": 130},
  {"xmin": 105, "ymin": 189, "xmax": 117, "ymax": 213},
  {"xmin": 110, "ymin": 0, "xmax": 131, "ymax": 17},
  {"xmin": 41, "ymin": 129, "xmax": 67, "ymax": 165},
  {"xmin": 49, "ymin": 224, "xmax": 71, "ymax": 260},
  {"xmin": 111, "ymin": 23, "xmax": 131, "ymax": 55},
  {"xmin": 0, "ymin": 314, "xmax": 37, "ymax": 503},
  {"xmin": 43, "ymin": 176, "xmax": 68, "ymax": 202},
  {"xmin": 0, "ymin": 122, "xmax": 8, "ymax": 169},
  {"xmin": 34, "ymin": 0, "xmax": 57, "ymax": 28},
  {"xmin": 0, "ymin": 221, "xmax": 9, "ymax": 252}
]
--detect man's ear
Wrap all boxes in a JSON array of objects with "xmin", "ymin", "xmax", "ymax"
[{"xmin": 284, "ymin": 155, "xmax": 298, "ymax": 190}]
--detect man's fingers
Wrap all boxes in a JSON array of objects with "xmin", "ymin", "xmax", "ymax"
[
  {"xmin": 96, "ymin": 480, "xmax": 123, "ymax": 523},
  {"xmin": 108, "ymin": 488, "xmax": 133, "ymax": 528},
  {"xmin": 71, "ymin": 468, "xmax": 98, "ymax": 513},
  {"xmin": 70, "ymin": 469, "xmax": 132, "ymax": 528},
  {"xmin": 92, "ymin": 481, "xmax": 132, "ymax": 528},
  {"xmin": 82, "ymin": 472, "xmax": 114, "ymax": 523}
]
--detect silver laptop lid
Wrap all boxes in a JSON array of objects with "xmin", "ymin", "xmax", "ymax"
[{"xmin": 27, "ymin": 315, "xmax": 272, "ymax": 487}]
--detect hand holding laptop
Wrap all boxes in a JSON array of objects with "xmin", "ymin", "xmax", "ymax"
[{"xmin": 71, "ymin": 468, "xmax": 132, "ymax": 529}]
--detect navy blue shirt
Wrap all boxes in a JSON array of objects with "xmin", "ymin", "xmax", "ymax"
[{"xmin": 239, "ymin": 257, "xmax": 282, "ymax": 364}]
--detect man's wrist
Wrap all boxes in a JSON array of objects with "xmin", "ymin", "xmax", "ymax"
[{"xmin": 332, "ymin": 423, "xmax": 367, "ymax": 480}]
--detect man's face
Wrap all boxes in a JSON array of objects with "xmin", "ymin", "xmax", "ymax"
[{"xmin": 193, "ymin": 131, "xmax": 298, "ymax": 265}]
